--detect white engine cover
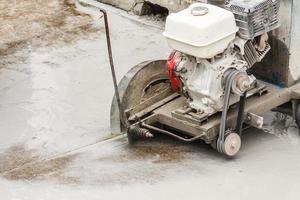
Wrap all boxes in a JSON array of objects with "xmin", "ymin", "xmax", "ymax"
[{"xmin": 163, "ymin": 3, "xmax": 238, "ymax": 58}]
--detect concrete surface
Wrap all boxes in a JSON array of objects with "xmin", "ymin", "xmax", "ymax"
[{"xmin": 1, "ymin": 0, "xmax": 300, "ymax": 199}]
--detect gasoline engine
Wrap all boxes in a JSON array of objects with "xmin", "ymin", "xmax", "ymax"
[
  {"xmin": 164, "ymin": 0, "xmax": 280, "ymax": 114},
  {"xmin": 108, "ymin": 0, "xmax": 300, "ymax": 157}
]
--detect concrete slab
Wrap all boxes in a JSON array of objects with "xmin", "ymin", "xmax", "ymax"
[{"xmin": 1, "ymin": 1, "xmax": 300, "ymax": 199}]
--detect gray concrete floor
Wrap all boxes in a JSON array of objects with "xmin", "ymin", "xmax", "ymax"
[{"xmin": 0, "ymin": 1, "xmax": 300, "ymax": 199}]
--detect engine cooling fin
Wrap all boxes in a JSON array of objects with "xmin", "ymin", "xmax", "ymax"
[{"xmin": 243, "ymin": 40, "xmax": 271, "ymax": 67}]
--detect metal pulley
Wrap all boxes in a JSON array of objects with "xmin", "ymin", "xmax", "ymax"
[
  {"xmin": 217, "ymin": 69, "xmax": 248, "ymax": 157},
  {"xmin": 222, "ymin": 132, "xmax": 242, "ymax": 157},
  {"xmin": 231, "ymin": 72, "xmax": 256, "ymax": 96}
]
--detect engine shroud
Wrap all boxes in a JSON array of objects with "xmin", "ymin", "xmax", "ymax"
[
  {"xmin": 163, "ymin": 3, "xmax": 238, "ymax": 58},
  {"xmin": 225, "ymin": 0, "xmax": 280, "ymax": 39}
]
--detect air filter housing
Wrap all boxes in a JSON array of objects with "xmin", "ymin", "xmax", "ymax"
[
  {"xmin": 163, "ymin": 3, "xmax": 238, "ymax": 58},
  {"xmin": 225, "ymin": 0, "xmax": 280, "ymax": 39}
]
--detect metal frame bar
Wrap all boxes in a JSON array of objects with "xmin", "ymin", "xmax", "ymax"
[
  {"xmin": 141, "ymin": 123, "xmax": 205, "ymax": 142},
  {"xmin": 137, "ymin": 82, "xmax": 300, "ymax": 143},
  {"xmin": 100, "ymin": 9, "xmax": 126, "ymax": 128}
]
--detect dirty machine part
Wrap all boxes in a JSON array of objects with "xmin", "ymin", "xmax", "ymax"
[
  {"xmin": 107, "ymin": 1, "xmax": 300, "ymax": 157},
  {"xmin": 225, "ymin": 0, "xmax": 280, "ymax": 39},
  {"xmin": 110, "ymin": 60, "xmax": 173, "ymax": 134}
]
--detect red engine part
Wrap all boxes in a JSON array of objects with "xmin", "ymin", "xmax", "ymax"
[{"xmin": 167, "ymin": 51, "xmax": 182, "ymax": 91}]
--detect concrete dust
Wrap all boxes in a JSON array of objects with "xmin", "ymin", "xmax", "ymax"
[
  {"xmin": 2, "ymin": 153, "xmax": 79, "ymax": 184},
  {"xmin": 0, "ymin": 145, "xmax": 39, "ymax": 173},
  {"xmin": 127, "ymin": 142, "xmax": 184, "ymax": 163},
  {"xmin": 0, "ymin": 0, "xmax": 99, "ymax": 67},
  {"xmin": 0, "ymin": 144, "xmax": 79, "ymax": 184},
  {"xmin": 263, "ymin": 112, "xmax": 300, "ymax": 146},
  {"xmin": 98, "ymin": 139, "xmax": 185, "ymax": 164},
  {"xmin": 64, "ymin": 136, "xmax": 191, "ymax": 186}
]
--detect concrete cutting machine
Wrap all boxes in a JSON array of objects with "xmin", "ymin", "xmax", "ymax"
[{"xmin": 104, "ymin": 0, "xmax": 300, "ymax": 157}]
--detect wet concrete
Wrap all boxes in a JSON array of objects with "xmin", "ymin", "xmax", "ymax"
[
  {"xmin": 1, "ymin": 0, "xmax": 300, "ymax": 199},
  {"xmin": 0, "ymin": 0, "xmax": 169, "ymax": 153}
]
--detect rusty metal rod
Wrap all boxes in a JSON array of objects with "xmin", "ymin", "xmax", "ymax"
[{"xmin": 100, "ymin": 9, "xmax": 125, "ymax": 129}]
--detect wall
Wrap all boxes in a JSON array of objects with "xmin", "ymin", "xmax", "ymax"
[
  {"xmin": 97, "ymin": 0, "xmax": 136, "ymax": 10},
  {"xmin": 289, "ymin": 0, "xmax": 300, "ymax": 83},
  {"xmin": 97, "ymin": 0, "xmax": 209, "ymax": 12},
  {"xmin": 142, "ymin": 0, "xmax": 206, "ymax": 12}
]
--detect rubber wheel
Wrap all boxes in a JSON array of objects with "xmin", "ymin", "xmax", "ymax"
[{"xmin": 110, "ymin": 60, "xmax": 172, "ymax": 136}]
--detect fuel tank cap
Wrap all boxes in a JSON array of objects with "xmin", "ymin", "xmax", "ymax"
[{"xmin": 191, "ymin": 6, "xmax": 209, "ymax": 16}]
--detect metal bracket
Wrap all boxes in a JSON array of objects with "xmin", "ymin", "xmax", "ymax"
[{"xmin": 245, "ymin": 112, "xmax": 264, "ymax": 129}]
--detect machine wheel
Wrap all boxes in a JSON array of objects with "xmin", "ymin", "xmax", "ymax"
[
  {"xmin": 211, "ymin": 132, "xmax": 241, "ymax": 157},
  {"xmin": 110, "ymin": 60, "xmax": 171, "ymax": 138},
  {"xmin": 222, "ymin": 132, "xmax": 241, "ymax": 157}
]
